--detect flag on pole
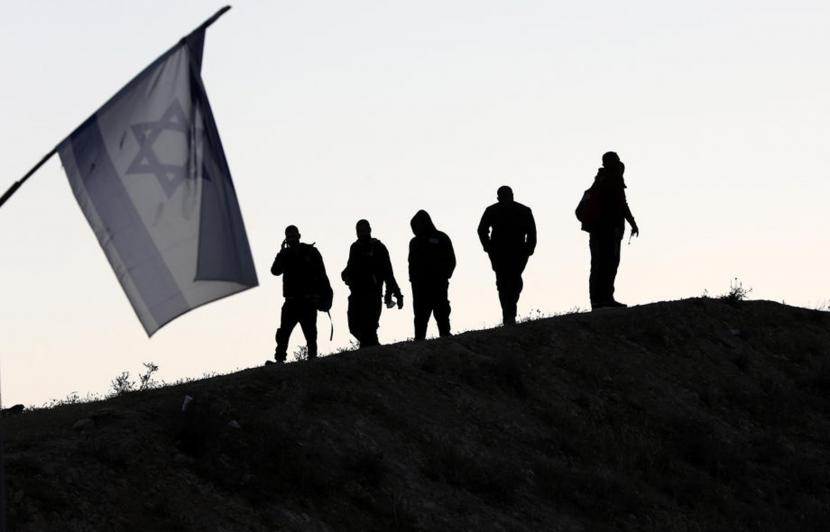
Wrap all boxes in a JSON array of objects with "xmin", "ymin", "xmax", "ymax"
[{"xmin": 56, "ymin": 8, "xmax": 257, "ymax": 336}]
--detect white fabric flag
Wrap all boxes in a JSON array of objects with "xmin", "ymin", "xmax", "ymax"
[{"xmin": 57, "ymin": 17, "xmax": 257, "ymax": 336}]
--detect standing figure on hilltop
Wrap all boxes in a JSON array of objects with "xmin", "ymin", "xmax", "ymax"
[
  {"xmin": 271, "ymin": 225, "xmax": 333, "ymax": 363},
  {"xmin": 576, "ymin": 151, "xmax": 639, "ymax": 309},
  {"xmin": 341, "ymin": 219, "xmax": 403, "ymax": 347},
  {"xmin": 409, "ymin": 210, "xmax": 456, "ymax": 340},
  {"xmin": 477, "ymin": 186, "xmax": 537, "ymax": 325}
]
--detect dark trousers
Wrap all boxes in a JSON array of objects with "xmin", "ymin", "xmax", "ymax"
[
  {"xmin": 347, "ymin": 291, "xmax": 382, "ymax": 347},
  {"xmin": 275, "ymin": 298, "xmax": 318, "ymax": 361},
  {"xmin": 589, "ymin": 228, "xmax": 623, "ymax": 307},
  {"xmin": 412, "ymin": 280, "xmax": 451, "ymax": 340},
  {"xmin": 490, "ymin": 252, "xmax": 529, "ymax": 325}
]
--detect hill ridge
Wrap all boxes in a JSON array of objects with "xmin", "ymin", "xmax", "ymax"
[{"xmin": 3, "ymin": 298, "xmax": 830, "ymax": 531}]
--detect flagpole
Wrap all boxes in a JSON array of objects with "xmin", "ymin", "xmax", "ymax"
[
  {"xmin": 0, "ymin": 148, "xmax": 57, "ymax": 210},
  {"xmin": 194, "ymin": 5, "xmax": 231, "ymax": 33},
  {"xmin": 0, "ymin": 5, "xmax": 232, "ymax": 213}
]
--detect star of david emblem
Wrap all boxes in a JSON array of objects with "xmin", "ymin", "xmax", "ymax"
[{"xmin": 125, "ymin": 99, "xmax": 193, "ymax": 197}]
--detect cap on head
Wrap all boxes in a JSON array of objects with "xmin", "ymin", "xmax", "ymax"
[
  {"xmin": 602, "ymin": 151, "xmax": 621, "ymax": 168},
  {"xmin": 497, "ymin": 185, "xmax": 513, "ymax": 202}
]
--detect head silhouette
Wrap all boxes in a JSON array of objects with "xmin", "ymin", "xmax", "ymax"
[
  {"xmin": 356, "ymin": 219, "xmax": 372, "ymax": 242},
  {"xmin": 497, "ymin": 186, "xmax": 514, "ymax": 203},
  {"xmin": 410, "ymin": 209, "xmax": 436, "ymax": 237},
  {"xmin": 284, "ymin": 225, "xmax": 301, "ymax": 246},
  {"xmin": 602, "ymin": 151, "xmax": 622, "ymax": 170}
]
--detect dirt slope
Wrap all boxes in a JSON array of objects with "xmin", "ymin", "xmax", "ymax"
[{"xmin": 3, "ymin": 298, "xmax": 830, "ymax": 531}]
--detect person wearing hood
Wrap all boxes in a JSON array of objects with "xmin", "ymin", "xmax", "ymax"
[
  {"xmin": 341, "ymin": 219, "xmax": 403, "ymax": 347},
  {"xmin": 408, "ymin": 210, "xmax": 456, "ymax": 340},
  {"xmin": 585, "ymin": 151, "xmax": 639, "ymax": 309},
  {"xmin": 477, "ymin": 186, "xmax": 537, "ymax": 325}
]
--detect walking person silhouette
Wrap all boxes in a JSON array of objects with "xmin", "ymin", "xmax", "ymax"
[
  {"xmin": 408, "ymin": 210, "xmax": 456, "ymax": 340},
  {"xmin": 270, "ymin": 225, "xmax": 332, "ymax": 363},
  {"xmin": 341, "ymin": 219, "xmax": 403, "ymax": 347},
  {"xmin": 577, "ymin": 151, "xmax": 639, "ymax": 309},
  {"xmin": 477, "ymin": 186, "xmax": 537, "ymax": 325}
]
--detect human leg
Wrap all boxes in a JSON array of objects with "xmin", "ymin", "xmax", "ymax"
[
  {"xmin": 495, "ymin": 269, "xmax": 519, "ymax": 325},
  {"xmin": 275, "ymin": 300, "xmax": 300, "ymax": 362},
  {"xmin": 589, "ymin": 230, "xmax": 620, "ymax": 308},
  {"xmin": 297, "ymin": 300, "xmax": 319, "ymax": 358},
  {"xmin": 349, "ymin": 292, "xmax": 382, "ymax": 347},
  {"xmin": 412, "ymin": 283, "xmax": 431, "ymax": 340},
  {"xmin": 433, "ymin": 280, "xmax": 452, "ymax": 336}
]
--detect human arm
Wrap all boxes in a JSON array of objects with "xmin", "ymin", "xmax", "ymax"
[
  {"xmin": 380, "ymin": 243, "xmax": 403, "ymax": 308},
  {"xmin": 340, "ymin": 244, "xmax": 355, "ymax": 285},
  {"xmin": 270, "ymin": 241, "xmax": 289, "ymax": 276},
  {"xmin": 622, "ymin": 191, "xmax": 639, "ymax": 237},
  {"xmin": 525, "ymin": 208, "xmax": 537, "ymax": 256},
  {"xmin": 477, "ymin": 208, "xmax": 492, "ymax": 252},
  {"xmin": 444, "ymin": 233, "xmax": 457, "ymax": 279},
  {"xmin": 408, "ymin": 238, "xmax": 416, "ymax": 283}
]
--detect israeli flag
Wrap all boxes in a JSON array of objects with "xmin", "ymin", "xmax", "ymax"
[{"xmin": 57, "ymin": 14, "xmax": 257, "ymax": 336}]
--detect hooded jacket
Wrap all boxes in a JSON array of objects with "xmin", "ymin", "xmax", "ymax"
[{"xmin": 408, "ymin": 210, "xmax": 456, "ymax": 284}]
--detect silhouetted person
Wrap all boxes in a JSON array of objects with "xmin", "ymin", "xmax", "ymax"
[
  {"xmin": 271, "ymin": 225, "xmax": 332, "ymax": 362},
  {"xmin": 341, "ymin": 219, "xmax": 403, "ymax": 347},
  {"xmin": 409, "ymin": 210, "xmax": 456, "ymax": 340},
  {"xmin": 477, "ymin": 186, "xmax": 537, "ymax": 325},
  {"xmin": 583, "ymin": 151, "xmax": 639, "ymax": 309}
]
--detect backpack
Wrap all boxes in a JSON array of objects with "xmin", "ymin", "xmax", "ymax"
[
  {"xmin": 303, "ymin": 243, "xmax": 333, "ymax": 312},
  {"xmin": 575, "ymin": 187, "xmax": 599, "ymax": 232},
  {"xmin": 316, "ymin": 282, "xmax": 333, "ymax": 312}
]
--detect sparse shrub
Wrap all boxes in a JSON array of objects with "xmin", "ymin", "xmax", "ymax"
[
  {"xmin": 63, "ymin": 391, "xmax": 80, "ymax": 404},
  {"xmin": 720, "ymin": 277, "xmax": 752, "ymax": 304},
  {"xmin": 554, "ymin": 306, "xmax": 587, "ymax": 316},
  {"xmin": 110, "ymin": 371, "xmax": 134, "ymax": 396},
  {"xmin": 333, "ymin": 339, "xmax": 361, "ymax": 354},
  {"xmin": 109, "ymin": 361, "xmax": 159, "ymax": 396},
  {"xmin": 37, "ymin": 391, "xmax": 102, "ymax": 410},
  {"xmin": 138, "ymin": 362, "xmax": 159, "ymax": 390},
  {"xmin": 518, "ymin": 308, "xmax": 548, "ymax": 323},
  {"xmin": 292, "ymin": 345, "xmax": 309, "ymax": 362}
]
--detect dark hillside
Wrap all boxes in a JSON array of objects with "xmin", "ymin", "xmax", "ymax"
[{"xmin": 4, "ymin": 299, "xmax": 830, "ymax": 531}]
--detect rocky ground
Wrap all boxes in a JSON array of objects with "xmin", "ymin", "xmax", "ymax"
[{"xmin": 3, "ymin": 298, "xmax": 830, "ymax": 531}]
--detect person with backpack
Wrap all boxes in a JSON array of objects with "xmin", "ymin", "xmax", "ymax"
[
  {"xmin": 477, "ymin": 186, "xmax": 537, "ymax": 325},
  {"xmin": 270, "ymin": 225, "xmax": 333, "ymax": 363},
  {"xmin": 576, "ymin": 151, "xmax": 639, "ymax": 309},
  {"xmin": 408, "ymin": 210, "xmax": 456, "ymax": 340},
  {"xmin": 341, "ymin": 219, "xmax": 403, "ymax": 347}
]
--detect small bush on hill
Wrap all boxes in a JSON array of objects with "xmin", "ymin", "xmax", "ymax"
[{"xmin": 720, "ymin": 277, "xmax": 752, "ymax": 304}]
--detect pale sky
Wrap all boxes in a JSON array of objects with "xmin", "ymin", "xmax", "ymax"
[{"xmin": 2, "ymin": 0, "xmax": 828, "ymax": 407}]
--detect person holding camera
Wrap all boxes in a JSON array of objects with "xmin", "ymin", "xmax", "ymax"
[
  {"xmin": 582, "ymin": 151, "xmax": 639, "ymax": 309},
  {"xmin": 270, "ymin": 225, "xmax": 332, "ymax": 363},
  {"xmin": 341, "ymin": 219, "xmax": 403, "ymax": 348}
]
